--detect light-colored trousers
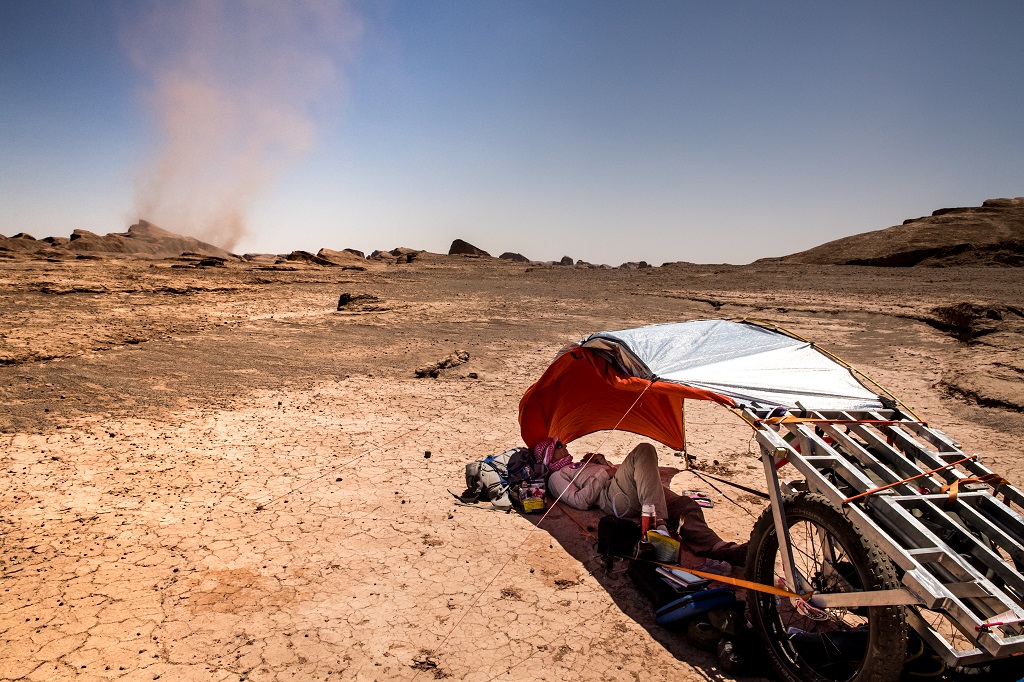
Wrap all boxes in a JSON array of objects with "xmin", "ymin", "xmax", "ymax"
[
  {"xmin": 598, "ymin": 443, "xmax": 668, "ymax": 522},
  {"xmin": 597, "ymin": 442, "xmax": 734, "ymax": 555}
]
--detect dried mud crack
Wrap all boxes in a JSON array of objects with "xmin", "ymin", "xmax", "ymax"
[{"xmin": 1, "ymin": 256, "xmax": 1022, "ymax": 681}]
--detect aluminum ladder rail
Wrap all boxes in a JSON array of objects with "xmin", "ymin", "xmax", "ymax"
[{"xmin": 746, "ymin": 407, "xmax": 1024, "ymax": 666}]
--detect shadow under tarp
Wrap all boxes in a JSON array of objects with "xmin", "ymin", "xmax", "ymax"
[{"xmin": 516, "ymin": 466, "xmax": 764, "ymax": 681}]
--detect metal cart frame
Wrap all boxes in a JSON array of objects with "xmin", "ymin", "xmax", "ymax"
[{"xmin": 740, "ymin": 404, "xmax": 1024, "ymax": 668}]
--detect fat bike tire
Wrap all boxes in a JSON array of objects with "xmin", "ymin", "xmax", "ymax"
[{"xmin": 745, "ymin": 493, "xmax": 907, "ymax": 682}]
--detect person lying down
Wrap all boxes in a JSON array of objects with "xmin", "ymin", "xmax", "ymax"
[{"xmin": 535, "ymin": 437, "xmax": 747, "ymax": 575}]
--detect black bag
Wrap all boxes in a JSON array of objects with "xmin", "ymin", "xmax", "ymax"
[
  {"xmin": 597, "ymin": 515, "xmax": 641, "ymax": 559},
  {"xmin": 506, "ymin": 447, "xmax": 540, "ymax": 487}
]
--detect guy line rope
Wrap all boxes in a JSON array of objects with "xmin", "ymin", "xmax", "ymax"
[{"xmin": 408, "ymin": 382, "xmax": 658, "ymax": 680}]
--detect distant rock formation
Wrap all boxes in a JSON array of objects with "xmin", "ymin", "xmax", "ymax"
[
  {"xmin": 368, "ymin": 247, "xmax": 422, "ymax": 264},
  {"xmin": 241, "ymin": 253, "xmax": 278, "ymax": 262},
  {"xmin": 316, "ymin": 248, "xmax": 368, "ymax": 269},
  {"xmin": 619, "ymin": 261, "xmax": 651, "ymax": 270},
  {"xmin": 0, "ymin": 232, "xmax": 61, "ymax": 258},
  {"xmin": 284, "ymin": 250, "xmax": 339, "ymax": 266},
  {"xmin": 66, "ymin": 220, "xmax": 237, "ymax": 259},
  {"xmin": 772, "ymin": 198, "xmax": 1024, "ymax": 267},
  {"xmin": 0, "ymin": 220, "xmax": 236, "ymax": 261},
  {"xmin": 558, "ymin": 256, "xmax": 573, "ymax": 266},
  {"xmin": 449, "ymin": 239, "xmax": 491, "ymax": 257},
  {"xmin": 499, "ymin": 252, "xmax": 529, "ymax": 262}
]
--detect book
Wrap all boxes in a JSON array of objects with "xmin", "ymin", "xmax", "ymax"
[{"xmin": 656, "ymin": 566, "xmax": 709, "ymax": 588}]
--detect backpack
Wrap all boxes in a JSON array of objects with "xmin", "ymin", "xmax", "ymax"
[
  {"xmin": 458, "ymin": 447, "xmax": 540, "ymax": 510},
  {"xmin": 456, "ymin": 447, "xmax": 521, "ymax": 509},
  {"xmin": 506, "ymin": 447, "xmax": 540, "ymax": 486},
  {"xmin": 506, "ymin": 448, "xmax": 549, "ymax": 513}
]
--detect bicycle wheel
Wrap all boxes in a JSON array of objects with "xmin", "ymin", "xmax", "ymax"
[{"xmin": 746, "ymin": 492, "xmax": 907, "ymax": 682}]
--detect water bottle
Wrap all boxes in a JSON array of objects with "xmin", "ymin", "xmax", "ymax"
[{"xmin": 641, "ymin": 503, "xmax": 656, "ymax": 536}]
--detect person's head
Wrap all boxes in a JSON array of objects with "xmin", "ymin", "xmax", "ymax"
[{"xmin": 534, "ymin": 437, "xmax": 569, "ymax": 465}]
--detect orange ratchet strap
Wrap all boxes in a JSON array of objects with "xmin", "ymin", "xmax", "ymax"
[
  {"xmin": 624, "ymin": 555, "xmax": 814, "ymax": 600},
  {"xmin": 842, "ymin": 454, "xmax": 978, "ymax": 506}
]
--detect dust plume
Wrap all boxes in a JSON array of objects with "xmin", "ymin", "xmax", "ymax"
[{"xmin": 122, "ymin": 1, "xmax": 361, "ymax": 250}]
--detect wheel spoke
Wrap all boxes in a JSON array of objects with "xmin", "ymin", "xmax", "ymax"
[{"xmin": 748, "ymin": 495, "xmax": 906, "ymax": 682}]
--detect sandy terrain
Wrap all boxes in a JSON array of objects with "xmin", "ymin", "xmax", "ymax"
[{"xmin": 2, "ymin": 256, "xmax": 1022, "ymax": 681}]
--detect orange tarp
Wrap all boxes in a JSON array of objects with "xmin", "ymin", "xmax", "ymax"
[{"xmin": 518, "ymin": 346, "xmax": 735, "ymax": 450}]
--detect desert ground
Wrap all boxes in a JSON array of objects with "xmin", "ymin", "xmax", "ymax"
[{"xmin": 2, "ymin": 254, "xmax": 1022, "ymax": 681}]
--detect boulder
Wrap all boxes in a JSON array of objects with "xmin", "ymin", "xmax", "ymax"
[
  {"xmin": 499, "ymin": 252, "xmax": 529, "ymax": 262},
  {"xmin": 415, "ymin": 350, "xmax": 470, "ymax": 378},
  {"xmin": 337, "ymin": 293, "xmax": 382, "ymax": 310},
  {"xmin": 449, "ymin": 239, "xmax": 491, "ymax": 257},
  {"xmin": 559, "ymin": 256, "xmax": 574, "ymax": 266}
]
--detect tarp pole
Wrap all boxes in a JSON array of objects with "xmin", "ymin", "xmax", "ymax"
[{"xmin": 681, "ymin": 398, "xmax": 688, "ymax": 469}]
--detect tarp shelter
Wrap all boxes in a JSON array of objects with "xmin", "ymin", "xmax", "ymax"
[{"xmin": 518, "ymin": 319, "xmax": 884, "ymax": 450}]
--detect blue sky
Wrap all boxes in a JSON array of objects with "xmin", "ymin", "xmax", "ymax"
[{"xmin": 2, "ymin": 1, "xmax": 1023, "ymax": 264}]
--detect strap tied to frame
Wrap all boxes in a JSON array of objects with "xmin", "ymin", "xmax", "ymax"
[
  {"xmin": 842, "ymin": 454, "xmax": 978, "ymax": 506},
  {"xmin": 940, "ymin": 473, "xmax": 1008, "ymax": 507}
]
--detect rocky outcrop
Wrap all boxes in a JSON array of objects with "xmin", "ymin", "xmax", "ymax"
[
  {"xmin": 60, "ymin": 220, "xmax": 237, "ymax": 260},
  {"xmin": 284, "ymin": 250, "xmax": 338, "ymax": 266},
  {"xmin": 0, "ymin": 233, "xmax": 53, "ymax": 255},
  {"xmin": 773, "ymin": 198, "xmax": 1024, "ymax": 267},
  {"xmin": 917, "ymin": 302, "xmax": 1009, "ymax": 341},
  {"xmin": 2, "ymin": 221, "xmax": 236, "ymax": 261},
  {"xmin": 499, "ymin": 252, "xmax": 529, "ymax": 262},
  {"xmin": 368, "ymin": 247, "xmax": 423, "ymax": 264},
  {"xmin": 241, "ymin": 253, "xmax": 278, "ymax": 262},
  {"xmin": 415, "ymin": 350, "xmax": 470, "ymax": 378},
  {"xmin": 448, "ymin": 239, "xmax": 491, "ymax": 257},
  {"xmin": 316, "ymin": 248, "xmax": 368, "ymax": 269}
]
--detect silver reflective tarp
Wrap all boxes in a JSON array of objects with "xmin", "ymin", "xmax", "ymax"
[{"xmin": 582, "ymin": 319, "xmax": 883, "ymax": 411}]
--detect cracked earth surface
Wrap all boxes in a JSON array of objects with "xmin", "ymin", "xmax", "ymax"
[{"xmin": 2, "ymin": 258, "xmax": 1022, "ymax": 681}]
